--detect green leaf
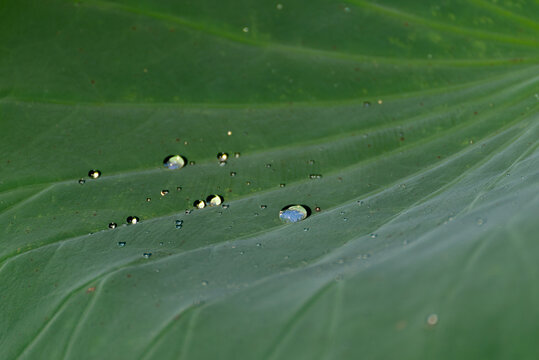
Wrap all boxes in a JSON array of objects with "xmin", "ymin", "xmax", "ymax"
[{"xmin": 1, "ymin": 0, "xmax": 538, "ymax": 359}]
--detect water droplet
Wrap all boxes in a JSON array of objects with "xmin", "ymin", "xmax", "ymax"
[
  {"xmin": 476, "ymin": 217, "xmax": 485, "ymax": 226},
  {"xmin": 370, "ymin": 233, "xmax": 378, "ymax": 238},
  {"xmin": 185, "ymin": 209, "xmax": 192, "ymax": 214},
  {"xmin": 146, "ymin": 197, "xmax": 151, "ymax": 202},
  {"xmin": 108, "ymin": 222, "xmax": 117, "ymax": 229},
  {"xmin": 143, "ymin": 252, "xmax": 152, "ymax": 259},
  {"xmin": 222, "ymin": 204, "xmax": 230, "ymax": 209},
  {"xmin": 427, "ymin": 314, "xmax": 438, "ymax": 326},
  {"xmin": 309, "ymin": 174, "xmax": 322, "ymax": 179},
  {"xmin": 279, "ymin": 183, "xmax": 286, "ymax": 188},
  {"xmin": 256, "ymin": 243, "xmax": 262, "ymax": 247},
  {"xmin": 343, "ymin": 218, "xmax": 348, "ymax": 221},
  {"xmin": 260, "ymin": 205, "xmax": 267, "ymax": 209},
  {"xmin": 279, "ymin": 205, "xmax": 308, "ymax": 223},
  {"xmin": 201, "ymin": 280, "xmax": 208, "ymax": 286},
  {"xmin": 118, "ymin": 241, "xmax": 126, "ymax": 247},
  {"xmin": 163, "ymin": 155, "xmax": 186, "ymax": 169},
  {"xmin": 253, "ymin": 212, "xmax": 259, "ymax": 216},
  {"xmin": 234, "ymin": 152, "xmax": 241, "ymax": 158},
  {"xmin": 227, "ymin": 130, "xmax": 232, "ymax": 136},
  {"xmin": 88, "ymin": 170, "xmax": 101, "ymax": 179},
  {"xmin": 363, "ymin": 101, "xmax": 371, "ymax": 108},
  {"xmin": 308, "ymin": 160, "xmax": 315, "ymax": 165},
  {"xmin": 276, "ymin": 3, "xmax": 283, "ymax": 10},
  {"xmin": 239, "ymin": 251, "xmax": 245, "ymax": 255},
  {"xmin": 344, "ymin": 6, "xmax": 351, "ymax": 12},
  {"xmin": 78, "ymin": 179, "xmax": 85, "ymax": 184},
  {"xmin": 242, "ymin": 26, "xmax": 249, "ymax": 33},
  {"xmin": 189, "ymin": 161, "xmax": 196, "ymax": 166},
  {"xmin": 159, "ymin": 242, "xmax": 164, "ymax": 246},
  {"xmin": 175, "ymin": 219, "xmax": 183, "ymax": 229},
  {"xmin": 315, "ymin": 207, "xmax": 321, "ymax": 212},
  {"xmin": 217, "ymin": 152, "xmax": 228, "ymax": 162},
  {"xmin": 265, "ymin": 163, "xmax": 272, "ymax": 168},
  {"xmin": 160, "ymin": 189, "xmax": 169, "ymax": 196},
  {"xmin": 193, "ymin": 200, "xmax": 206, "ymax": 209},
  {"xmin": 219, "ymin": 161, "xmax": 227, "ymax": 167},
  {"xmin": 377, "ymin": 99, "xmax": 383, "ymax": 104},
  {"xmin": 340, "ymin": 211, "xmax": 345, "ymax": 215},
  {"xmin": 230, "ymin": 171, "xmax": 236, "ymax": 177},
  {"xmin": 304, "ymin": 227, "xmax": 309, "ymax": 231},
  {"xmin": 246, "ymin": 181, "xmax": 251, "ymax": 186},
  {"xmin": 206, "ymin": 195, "xmax": 223, "ymax": 206},
  {"xmin": 176, "ymin": 186, "xmax": 182, "ymax": 191},
  {"xmin": 357, "ymin": 200, "xmax": 364, "ymax": 206},
  {"xmin": 127, "ymin": 216, "xmax": 140, "ymax": 224}
]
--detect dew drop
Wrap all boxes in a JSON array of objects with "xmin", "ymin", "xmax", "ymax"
[
  {"xmin": 193, "ymin": 200, "xmax": 206, "ymax": 209},
  {"xmin": 118, "ymin": 241, "xmax": 126, "ymax": 247},
  {"xmin": 242, "ymin": 26, "xmax": 249, "ymax": 33},
  {"xmin": 370, "ymin": 233, "xmax": 378, "ymax": 238},
  {"xmin": 239, "ymin": 251, "xmax": 245, "ymax": 255},
  {"xmin": 217, "ymin": 152, "xmax": 229, "ymax": 162},
  {"xmin": 207, "ymin": 194, "xmax": 223, "ymax": 206},
  {"xmin": 126, "ymin": 216, "xmax": 140, "ymax": 224},
  {"xmin": 234, "ymin": 152, "xmax": 241, "ymax": 158},
  {"xmin": 176, "ymin": 186, "xmax": 182, "ymax": 191},
  {"xmin": 256, "ymin": 243, "xmax": 262, "ymax": 247},
  {"xmin": 279, "ymin": 205, "xmax": 309, "ymax": 223},
  {"xmin": 146, "ymin": 197, "xmax": 151, "ymax": 202},
  {"xmin": 175, "ymin": 219, "xmax": 183, "ymax": 229},
  {"xmin": 227, "ymin": 130, "xmax": 232, "ymax": 136},
  {"xmin": 363, "ymin": 101, "xmax": 371, "ymax": 108},
  {"xmin": 265, "ymin": 163, "xmax": 272, "ymax": 168},
  {"xmin": 308, "ymin": 160, "xmax": 315, "ymax": 165},
  {"xmin": 108, "ymin": 222, "xmax": 117, "ymax": 229},
  {"xmin": 309, "ymin": 174, "xmax": 322, "ymax": 179},
  {"xmin": 230, "ymin": 171, "xmax": 236, "ymax": 177},
  {"xmin": 201, "ymin": 280, "xmax": 208, "ymax": 286},
  {"xmin": 163, "ymin": 155, "xmax": 186, "ymax": 169},
  {"xmin": 304, "ymin": 227, "xmax": 309, "ymax": 231},
  {"xmin": 279, "ymin": 183, "xmax": 286, "ymax": 188},
  {"xmin": 160, "ymin": 189, "xmax": 169, "ymax": 196},
  {"xmin": 88, "ymin": 169, "xmax": 101, "ymax": 179},
  {"xmin": 476, "ymin": 217, "xmax": 485, "ymax": 226},
  {"xmin": 315, "ymin": 207, "xmax": 321, "ymax": 212},
  {"xmin": 260, "ymin": 205, "xmax": 267, "ymax": 209},
  {"xmin": 185, "ymin": 209, "xmax": 192, "ymax": 215},
  {"xmin": 189, "ymin": 161, "xmax": 196, "ymax": 166},
  {"xmin": 427, "ymin": 314, "xmax": 439, "ymax": 326},
  {"xmin": 222, "ymin": 204, "xmax": 230, "ymax": 209},
  {"xmin": 276, "ymin": 3, "xmax": 283, "ymax": 10},
  {"xmin": 219, "ymin": 161, "xmax": 227, "ymax": 167},
  {"xmin": 246, "ymin": 181, "xmax": 251, "ymax": 186},
  {"xmin": 143, "ymin": 252, "xmax": 152, "ymax": 259},
  {"xmin": 78, "ymin": 179, "xmax": 86, "ymax": 184}
]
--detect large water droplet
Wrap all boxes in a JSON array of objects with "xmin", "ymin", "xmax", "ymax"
[
  {"xmin": 206, "ymin": 194, "xmax": 223, "ymax": 206},
  {"xmin": 88, "ymin": 170, "xmax": 101, "ymax": 179},
  {"xmin": 217, "ymin": 152, "xmax": 228, "ymax": 162},
  {"xmin": 279, "ymin": 205, "xmax": 309, "ymax": 223},
  {"xmin": 193, "ymin": 200, "xmax": 206, "ymax": 209},
  {"xmin": 163, "ymin": 155, "xmax": 186, "ymax": 169},
  {"xmin": 127, "ymin": 216, "xmax": 140, "ymax": 224}
]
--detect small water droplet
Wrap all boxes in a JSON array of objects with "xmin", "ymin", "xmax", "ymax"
[
  {"xmin": 260, "ymin": 205, "xmax": 267, "ymax": 209},
  {"xmin": 143, "ymin": 253, "xmax": 152, "ymax": 259},
  {"xmin": 239, "ymin": 251, "xmax": 245, "ymax": 255},
  {"xmin": 427, "ymin": 314, "xmax": 438, "ymax": 326},
  {"xmin": 279, "ymin": 205, "xmax": 308, "ymax": 223},
  {"xmin": 217, "ymin": 152, "xmax": 228, "ymax": 162},
  {"xmin": 279, "ymin": 183, "xmax": 286, "ymax": 188},
  {"xmin": 242, "ymin": 26, "xmax": 249, "ymax": 33},
  {"xmin": 201, "ymin": 280, "xmax": 208, "ymax": 286},
  {"xmin": 189, "ymin": 161, "xmax": 196, "ymax": 166},
  {"xmin": 185, "ymin": 209, "xmax": 192, "ymax": 214},
  {"xmin": 146, "ymin": 197, "xmax": 151, "ymax": 202},
  {"xmin": 246, "ymin": 181, "xmax": 251, "ymax": 186},
  {"xmin": 309, "ymin": 174, "xmax": 322, "ymax": 179},
  {"xmin": 163, "ymin": 155, "xmax": 186, "ymax": 169},
  {"xmin": 176, "ymin": 186, "xmax": 182, "ymax": 191},
  {"xmin": 227, "ymin": 130, "xmax": 232, "ymax": 136},
  {"xmin": 160, "ymin": 189, "xmax": 169, "ymax": 196},
  {"xmin": 108, "ymin": 222, "xmax": 117, "ymax": 229},
  {"xmin": 370, "ymin": 233, "xmax": 378, "ymax": 238},
  {"xmin": 219, "ymin": 161, "xmax": 227, "ymax": 167},
  {"xmin": 304, "ymin": 227, "xmax": 309, "ymax": 231},
  {"xmin": 308, "ymin": 160, "xmax": 315, "ymax": 165},
  {"xmin": 78, "ymin": 179, "xmax": 86, "ymax": 184},
  {"xmin": 256, "ymin": 243, "xmax": 262, "ymax": 247},
  {"xmin": 276, "ymin": 3, "xmax": 283, "ymax": 10},
  {"xmin": 193, "ymin": 200, "xmax": 206, "ymax": 209},
  {"xmin": 127, "ymin": 216, "xmax": 140, "ymax": 224},
  {"xmin": 222, "ymin": 204, "xmax": 230, "ymax": 209},
  {"xmin": 159, "ymin": 242, "xmax": 164, "ymax": 246},
  {"xmin": 357, "ymin": 200, "xmax": 364, "ymax": 206},
  {"xmin": 476, "ymin": 217, "xmax": 485, "ymax": 226},
  {"xmin": 88, "ymin": 170, "xmax": 101, "ymax": 179},
  {"xmin": 315, "ymin": 207, "xmax": 321, "ymax": 212},
  {"xmin": 343, "ymin": 218, "xmax": 348, "ymax": 221},
  {"xmin": 118, "ymin": 241, "xmax": 126, "ymax": 247},
  {"xmin": 265, "ymin": 163, "xmax": 272, "ymax": 168},
  {"xmin": 344, "ymin": 6, "xmax": 351, "ymax": 12},
  {"xmin": 206, "ymin": 194, "xmax": 223, "ymax": 206},
  {"xmin": 377, "ymin": 99, "xmax": 383, "ymax": 104},
  {"xmin": 253, "ymin": 212, "xmax": 259, "ymax": 216},
  {"xmin": 363, "ymin": 101, "xmax": 371, "ymax": 108},
  {"xmin": 230, "ymin": 171, "xmax": 236, "ymax": 177},
  {"xmin": 234, "ymin": 152, "xmax": 241, "ymax": 158},
  {"xmin": 340, "ymin": 211, "xmax": 345, "ymax": 215}
]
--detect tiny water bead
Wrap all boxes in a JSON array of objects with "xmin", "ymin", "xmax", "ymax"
[
  {"xmin": 175, "ymin": 220, "xmax": 183, "ymax": 229},
  {"xmin": 309, "ymin": 174, "xmax": 322, "ymax": 179},
  {"xmin": 78, "ymin": 179, "xmax": 85, "ymax": 185},
  {"xmin": 230, "ymin": 171, "xmax": 236, "ymax": 177},
  {"xmin": 315, "ymin": 207, "xmax": 321, "ymax": 212},
  {"xmin": 88, "ymin": 170, "xmax": 101, "ymax": 179},
  {"xmin": 160, "ymin": 190, "xmax": 169, "ymax": 196},
  {"xmin": 265, "ymin": 163, "xmax": 272, "ymax": 168},
  {"xmin": 193, "ymin": 200, "xmax": 206, "ymax": 209},
  {"xmin": 279, "ymin": 205, "xmax": 309, "ymax": 223},
  {"xmin": 108, "ymin": 222, "xmax": 117, "ymax": 229},
  {"xmin": 201, "ymin": 280, "xmax": 209, "ymax": 286},
  {"xmin": 260, "ymin": 205, "xmax": 267, "ymax": 209},
  {"xmin": 217, "ymin": 152, "xmax": 228, "ymax": 162},
  {"xmin": 363, "ymin": 101, "xmax": 371, "ymax": 108},
  {"xmin": 146, "ymin": 197, "xmax": 151, "ymax": 202},
  {"xmin": 189, "ymin": 161, "xmax": 196, "ymax": 166},
  {"xmin": 126, "ymin": 216, "xmax": 140, "ymax": 224},
  {"xmin": 177, "ymin": 186, "xmax": 182, "ymax": 191},
  {"xmin": 370, "ymin": 233, "xmax": 378, "ymax": 238},
  {"xmin": 143, "ymin": 253, "xmax": 152, "ymax": 259},
  {"xmin": 227, "ymin": 130, "xmax": 232, "ymax": 136},
  {"xmin": 234, "ymin": 152, "xmax": 241, "ymax": 158},
  {"xmin": 279, "ymin": 183, "xmax": 286, "ymax": 188},
  {"xmin": 222, "ymin": 204, "xmax": 230, "ymax": 209},
  {"xmin": 118, "ymin": 242, "xmax": 126, "ymax": 247},
  {"xmin": 163, "ymin": 155, "xmax": 186, "ymax": 169},
  {"xmin": 476, "ymin": 217, "xmax": 486, "ymax": 226},
  {"xmin": 308, "ymin": 160, "xmax": 315, "ymax": 165},
  {"xmin": 219, "ymin": 161, "xmax": 227, "ymax": 167},
  {"xmin": 207, "ymin": 195, "xmax": 223, "ymax": 206},
  {"xmin": 427, "ymin": 314, "xmax": 439, "ymax": 326}
]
